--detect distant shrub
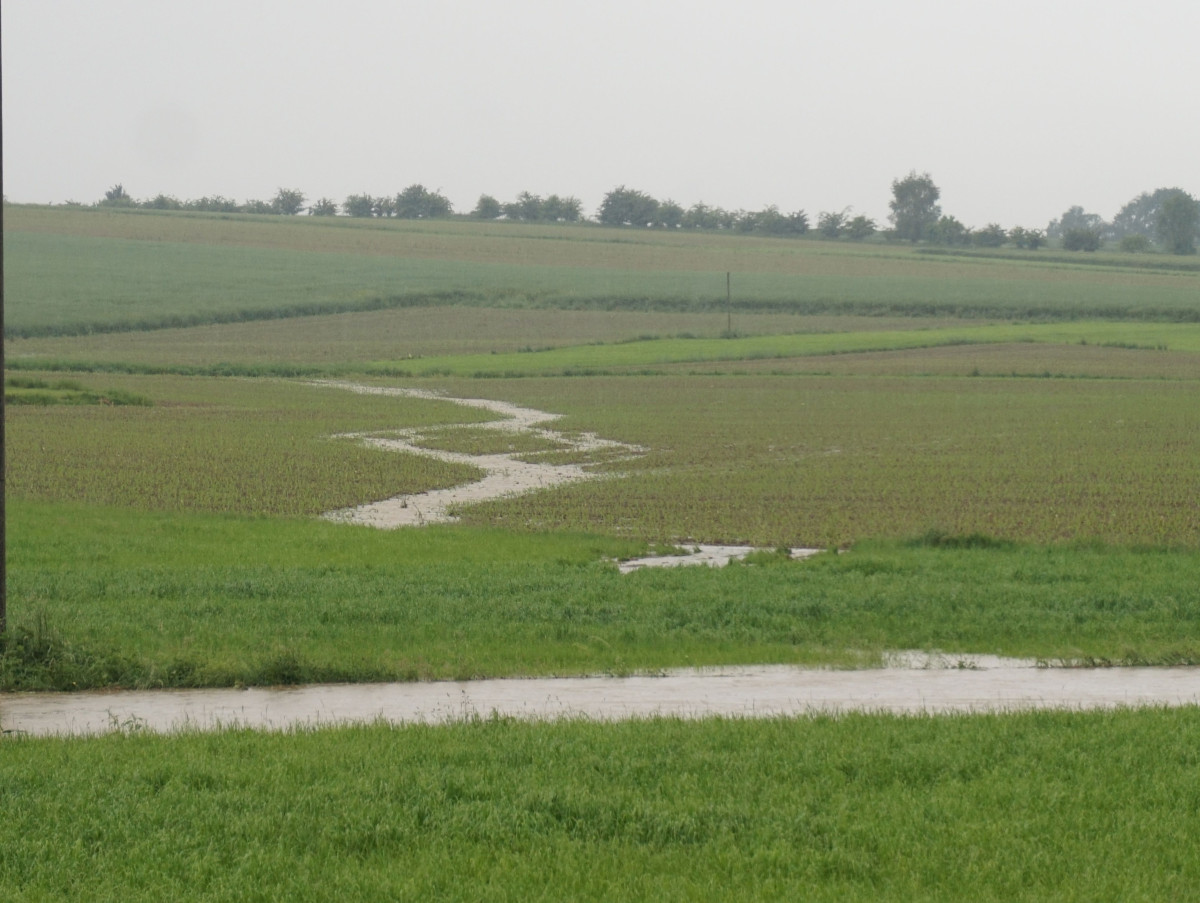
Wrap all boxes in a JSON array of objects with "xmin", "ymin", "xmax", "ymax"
[
  {"xmin": 1120, "ymin": 234, "xmax": 1152, "ymax": 253},
  {"xmin": 1062, "ymin": 229, "xmax": 1102, "ymax": 252}
]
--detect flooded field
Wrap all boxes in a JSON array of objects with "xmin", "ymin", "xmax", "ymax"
[{"xmin": 316, "ymin": 381, "xmax": 643, "ymax": 527}]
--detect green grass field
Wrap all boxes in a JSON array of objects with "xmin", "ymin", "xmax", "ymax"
[
  {"xmin": 4, "ymin": 204, "xmax": 1200, "ymax": 899},
  {"xmin": 4, "ymin": 711, "xmax": 1199, "ymax": 901}
]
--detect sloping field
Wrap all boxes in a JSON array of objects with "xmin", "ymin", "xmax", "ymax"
[{"xmin": 7, "ymin": 205, "xmax": 1200, "ymax": 338}]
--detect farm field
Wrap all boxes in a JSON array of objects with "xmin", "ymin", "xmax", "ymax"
[
  {"xmin": 4, "ymin": 710, "xmax": 1200, "ymax": 901},
  {"xmin": 4, "ymin": 204, "xmax": 1200, "ymax": 898}
]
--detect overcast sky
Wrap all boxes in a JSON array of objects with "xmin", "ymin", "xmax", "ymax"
[{"xmin": 3, "ymin": 0, "xmax": 1197, "ymax": 229}]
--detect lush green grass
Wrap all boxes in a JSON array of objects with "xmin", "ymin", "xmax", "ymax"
[
  {"xmin": 3, "ymin": 710, "xmax": 1199, "ymax": 900},
  {"xmin": 678, "ymin": 342, "xmax": 1200, "ymax": 381},
  {"xmin": 5, "ymin": 500, "xmax": 1199, "ymax": 690},
  {"xmin": 364, "ymin": 321, "xmax": 1200, "ymax": 377}
]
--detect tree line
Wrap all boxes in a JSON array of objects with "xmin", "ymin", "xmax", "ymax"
[{"xmin": 94, "ymin": 175, "xmax": 1199, "ymax": 254}]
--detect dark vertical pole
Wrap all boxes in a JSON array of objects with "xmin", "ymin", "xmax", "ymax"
[
  {"xmin": 726, "ymin": 271, "xmax": 731, "ymax": 335},
  {"xmin": 1, "ymin": 102, "xmax": 6, "ymax": 637}
]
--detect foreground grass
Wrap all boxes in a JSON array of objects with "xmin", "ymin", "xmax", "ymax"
[
  {"xmin": 5, "ymin": 501, "xmax": 1199, "ymax": 690},
  {"xmin": 2, "ymin": 710, "xmax": 1198, "ymax": 900}
]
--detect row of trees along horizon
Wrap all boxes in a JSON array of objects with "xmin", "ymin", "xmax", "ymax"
[{"xmin": 92, "ymin": 173, "xmax": 1199, "ymax": 254}]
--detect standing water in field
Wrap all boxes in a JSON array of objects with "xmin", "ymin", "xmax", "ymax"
[
  {"xmin": 314, "ymin": 381, "xmax": 645, "ymax": 528},
  {"xmin": 4, "ymin": 657, "xmax": 1199, "ymax": 737}
]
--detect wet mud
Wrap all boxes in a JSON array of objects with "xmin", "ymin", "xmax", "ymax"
[{"xmin": 5, "ymin": 657, "xmax": 1198, "ymax": 738}]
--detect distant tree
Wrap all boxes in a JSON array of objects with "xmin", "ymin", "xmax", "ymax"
[
  {"xmin": 1047, "ymin": 205, "xmax": 1107, "ymax": 240},
  {"xmin": 1156, "ymin": 190, "xmax": 1198, "ymax": 254},
  {"xmin": 1008, "ymin": 226, "xmax": 1044, "ymax": 249},
  {"xmin": 143, "ymin": 193, "xmax": 182, "ymax": 210},
  {"xmin": 755, "ymin": 206, "xmax": 785, "ymax": 235},
  {"xmin": 656, "ymin": 199, "xmax": 684, "ymax": 228},
  {"xmin": 309, "ymin": 197, "xmax": 338, "ymax": 216},
  {"xmin": 733, "ymin": 210, "xmax": 759, "ymax": 233},
  {"xmin": 343, "ymin": 194, "xmax": 375, "ymax": 217},
  {"xmin": 598, "ymin": 186, "xmax": 659, "ymax": 227},
  {"xmin": 513, "ymin": 191, "xmax": 544, "ymax": 222},
  {"xmin": 187, "ymin": 195, "xmax": 241, "ymax": 213},
  {"xmin": 272, "ymin": 188, "xmax": 306, "ymax": 215},
  {"xmin": 395, "ymin": 184, "xmax": 452, "ymax": 219},
  {"xmin": 682, "ymin": 202, "xmax": 729, "ymax": 230},
  {"xmin": 546, "ymin": 194, "xmax": 583, "ymax": 223},
  {"xmin": 1119, "ymin": 234, "xmax": 1151, "ymax": 253},
  {"xmin": 1111, "ymin": 188, "xmax": 1190, "ymax": 240},
  {"xmin": 242, "ymin": 199, "xmax": 274, "ymax": 214},
  {"xmin": 100, "ymin": 184, "xmax": 134, "ymax": 207},
  {"xmin": 1062, "ymin": 228, "xmax": 1102, "ymax": 251},
  {"xmin": 973, "ymin": 223, "xmax": 1007, "ymax": 248},
  {"xmin": 927, "ymin": 215, "xmax": 970, "ymax": 246},
  {"xmin": 817, "ymin": 209, "xmax": 848, "ymax": 239},
  {"xmin": 372, "ymin": 196, "xmax": 396, "ymax": 218},
  {"xmin": 471, "ymin": 194, "xmax": 502, "ymax": 219},
  {"xmin": 888, "ymin": 171, "xmax": 941, "ymax": 242},
  {"xmin": 845, "ymin": 215, "xmax": 876, "ymax": 241},
  {"xmin": 785, "ymin": 210, "xmax": 810, "ymax": 235}
]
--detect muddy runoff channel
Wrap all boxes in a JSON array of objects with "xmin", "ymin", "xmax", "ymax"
[
  {"xmin": 6, "ymin": 657, "xmax": 1199, "ymax": 737},
  {"xmin": 8, "ymin": 383, "xmax": 1196, "ymax": 737}
]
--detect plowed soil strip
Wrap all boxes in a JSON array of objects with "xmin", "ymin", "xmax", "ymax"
[{"xmin": 5, "ymin": 659, "xmax": 1198, "ymax": 737}]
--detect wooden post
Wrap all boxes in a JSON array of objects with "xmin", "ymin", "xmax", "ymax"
[{"xmin": 726, "ymin": 272, "xmax": 732, "ymax": 335}]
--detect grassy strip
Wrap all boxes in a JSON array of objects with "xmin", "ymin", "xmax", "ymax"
[
  {"xmin": 3, "ymin": 711, "xmax": 1199, "ymax": 900},
  {"xmin": 917, "ymin": 245, "xmax": 1200, "ymax": 272},
  {"xmin": 367, "ymin": 321, "xmax": 1200, "ymax": 377},
  {"xmin": 5, "ymin": 501, "xmax": 1199, "ymax": 690},
  {"xmin": 12, "ymin": 321, "xmax": 1200, "ymax": 379}
]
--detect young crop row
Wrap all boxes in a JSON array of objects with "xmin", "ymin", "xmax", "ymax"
[
  {"xmin": 438, "ymin": 375, "xmax": 1200, "ymax": 548},
  {"xmin": 4, "ymin": 375, "xmax": 492, "ymax": 517},
  {"xmin": 7, "ymin": 368, "xmax": 1198, "ymax": 545}
]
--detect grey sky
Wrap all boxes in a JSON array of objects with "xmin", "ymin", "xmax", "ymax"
[{"xmin": 3, "ymin": 0, "xmax": 1196, "ymax": 229}]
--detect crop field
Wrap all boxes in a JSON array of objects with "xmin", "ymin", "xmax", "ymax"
[
  {"xmin": 4, "ymin": 204, "xmax": 1200, "ymax": 897},
  {"xmin": 7, "ymin": 205, "xmax": 1200, "ymax": 339}
]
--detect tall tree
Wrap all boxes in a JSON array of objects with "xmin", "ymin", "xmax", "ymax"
[
  {"xmin": 472, "ymin": 194, "xmax": 502, "ymax": 219},
  {"xmin": 1156, "ymin": 190, "xmax": 1198, "ymax": 254},
  {"xmin": 395, "ymin": 184, "xmax": 452, "ymax": 219},
  {"xmin": 888, "ymin": 171, "xmax": 941, "ymax": 242},
  {"xmin": 271, "ymin": 188, "xmax": 306, "ymax": 215},
  {"xmin": 1047, "ymin": 206, "xmax": 1107, "ymax": 240},
  {"xmin": 343, "ymin": 194, "xmax": 375, "ymax": 217},
  {"xmin": 598, "ymin": 186, "xmax": 659, "ymax": 227}
]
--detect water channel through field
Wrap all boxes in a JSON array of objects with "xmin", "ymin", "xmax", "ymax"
[
  {"xmin": 5, "ymin": 657, "xmax": 1199, "ymax": 738},
  {"xmin": 8, "ymin": 385, "xmax": 1195, "ymax": 738}
]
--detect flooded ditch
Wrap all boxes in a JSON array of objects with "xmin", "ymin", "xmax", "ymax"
[{"xmin": 5, "ymin": 656, "xmax": 1198, "ymax": 738}]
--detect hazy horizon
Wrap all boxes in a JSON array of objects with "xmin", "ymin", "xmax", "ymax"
[{"xmin": 3, "ymin": 0, "xmax": 1197, "ymax": 230}]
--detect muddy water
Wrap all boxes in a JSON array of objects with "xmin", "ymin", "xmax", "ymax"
[
  {"xmin": 5, "ymin": 658, "xmax": 1198, "ymax": 737},
  {"xmin": 314, "ymin": 381, "xmax": 644, "ymax": 528}
]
